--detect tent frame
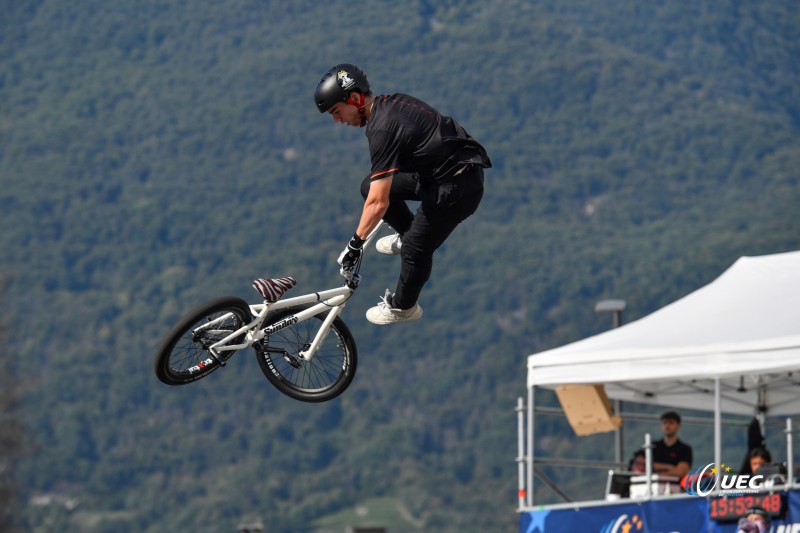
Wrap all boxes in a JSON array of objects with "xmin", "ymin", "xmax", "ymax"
[
  {"xmin": 516, "ymin": 382, "xmax": 796, "ymax": 511},
  {"xmin": 519, "ymin": 251, "xmax": 800, "ymax": 509}
]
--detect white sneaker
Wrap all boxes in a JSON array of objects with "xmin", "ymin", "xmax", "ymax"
[
  {"xmin": 366, "ymin": 290, "xmax": 423, "ymax": 325},
  {"xmin": 376, "ymin": 233, "xmax": 402, "ymax": 255}
]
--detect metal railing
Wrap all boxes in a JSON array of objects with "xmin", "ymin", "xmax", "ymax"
[{"xmin": 516, "ymin": 396, "xmax": 797, "ymax": 511}]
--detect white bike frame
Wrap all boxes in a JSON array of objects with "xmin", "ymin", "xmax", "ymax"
[{"xmin": 198, "ymin": 221, "xmax": 385, "ymax": 365}]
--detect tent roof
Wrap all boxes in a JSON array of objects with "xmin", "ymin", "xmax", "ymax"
[{"xmin": 526, "ymin": 251, "xmax": 800, "ymax": 416}]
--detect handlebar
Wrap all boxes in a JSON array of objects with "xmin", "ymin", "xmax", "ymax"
[
  {"xmin": 338, "ymin": 220, "xmax": 385, "ymax": 287},
  {"xmin": 362, "ymin": 220, "xmax": 385, "ymax": 247}
]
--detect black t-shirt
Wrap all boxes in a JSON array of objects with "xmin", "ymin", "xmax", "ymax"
[
  {"xmin": 652, "ymin": 439, "xmax": 693, "ymax": 467},
  {"xmin": 365, "ymin": 93, "xmax": 491, "ymax": 184}
]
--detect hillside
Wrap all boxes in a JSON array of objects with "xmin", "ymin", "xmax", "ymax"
[{"xmin": 2, "ymin": 0, "xmax": 799, "ymax": 531}]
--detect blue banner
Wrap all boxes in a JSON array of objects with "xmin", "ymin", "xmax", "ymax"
[{"xmin": 520, "ymin": 489, "xmax": 800, "ymax": 533}]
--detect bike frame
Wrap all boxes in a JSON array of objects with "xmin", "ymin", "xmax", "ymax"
[{"xmin": 197, "ymin": 221, "xmax": 385, "ymax": 365}]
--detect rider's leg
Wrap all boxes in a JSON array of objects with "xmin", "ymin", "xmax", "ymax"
[{"xmin": 390, "ymin": 169, "xmax": 484, "ymax": 310}]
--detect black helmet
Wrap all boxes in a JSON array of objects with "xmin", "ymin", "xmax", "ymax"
[{"xmin": 314, "ymin": 63, "xmax": 370, "ymax": 113}]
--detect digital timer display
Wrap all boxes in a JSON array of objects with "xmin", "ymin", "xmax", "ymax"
[{"xmin": 709, "ymin": 493, "xmax": 785, "ymax": 522}]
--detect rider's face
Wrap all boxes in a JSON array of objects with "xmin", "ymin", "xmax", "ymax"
[{"xmin": 328, "ymin": 102, "xmax": 361, "ymax": 127}]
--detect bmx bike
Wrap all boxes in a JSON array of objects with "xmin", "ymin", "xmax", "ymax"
[{"xmin": 153, "ymin": 222, "xmax": 384, "ymax": 402}]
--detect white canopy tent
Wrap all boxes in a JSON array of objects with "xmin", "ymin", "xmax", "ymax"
[
  {"xmin": 521, "ymin": 250, "xmax": 800, "ymax": 507},
  {"xmin": 527, "ymin": 250, "xmax": 800, "ymax": 415}
]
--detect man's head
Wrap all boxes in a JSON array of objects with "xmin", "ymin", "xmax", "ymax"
[
  {"xmin": 629, "ymin": 450, "xmax": 646, "ymax": 473},
  {"xmin": 660, "ymin": 411, "xmax": 682, "ymax": 439},
  {"xmin": 314, "ymin": 63, "xmax": 372, "ymax": 126},
  {"xmin": 749, "ymin": 447, "xmax": 772, "ymax": 474},
  {"xmin": 738, "ymin": 506, "xmax": 770, "ymax": 532}
]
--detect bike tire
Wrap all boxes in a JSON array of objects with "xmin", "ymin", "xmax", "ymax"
[
  {"xmin": 254, "ymin": 305, "xmax": 358, "ymax": 402},
  {"xmin": 154, "ymin": 296, "xmax": 252, "ymax": 385}
]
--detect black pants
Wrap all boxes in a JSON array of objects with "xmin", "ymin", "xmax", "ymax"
[{"xmin": 360, "ymin": 166, "xmax": 484, "ymax": 309}]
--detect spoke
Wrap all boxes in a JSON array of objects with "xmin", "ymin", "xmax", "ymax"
[
  {"xmin": 263, "ymin": 315, "xmax": 347, "ymax": 393},
  {"xmin": 167, "ymin": 309, "xmax": 244, "ymax": 377}
]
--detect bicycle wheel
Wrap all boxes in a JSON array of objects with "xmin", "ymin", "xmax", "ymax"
[
  {"xmin": 254, "ymin": 306, "xmax": 357, "ymax": 402},
  {"xmin": 154, "ymin": 296, "xmax": 252, "ymax": 385}
]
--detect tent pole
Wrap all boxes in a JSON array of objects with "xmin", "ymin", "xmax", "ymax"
[
  {"xmin": 714, "ymin": 377, "xmax": 722, "ymax": 494},
  {"xmin": 644, "ymin": 432, "xmax": 652, "ymax": 498},
  {"xmin": 527, "ymin": 385, "xmax": 534, "ymax": 507},
  {"xmin": 516, "ymin": 397, "xmax": 526, "ymax": 511},
  {"xmin": 614, "ymin": 400, "xmax": 623, "ymax": 466},
  {"xmin": 787, "ymin": 418, "xmax": 794, "ymax": 487},
  {"xmin": 758, "ymin": 385, "xmax": 767, "ymax": 439}
]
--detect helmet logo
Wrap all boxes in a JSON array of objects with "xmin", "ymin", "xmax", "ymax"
[{"xmin": 337, "ymin": 70, "xmax": 355, "ymax": 90}]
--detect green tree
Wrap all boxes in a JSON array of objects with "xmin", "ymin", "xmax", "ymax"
[{"xmin": 0, "ymin": 278, "xmax": 26, "ymax": 532}]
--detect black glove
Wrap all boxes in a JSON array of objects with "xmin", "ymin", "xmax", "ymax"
[{"xmin": 337, "ymin": 233, "xmax": 364, "ymax": 269}]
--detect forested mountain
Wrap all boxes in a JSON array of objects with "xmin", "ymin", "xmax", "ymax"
[{"xmin": 2, "ymin": 1, "xmax": 799, "ymax": 531}]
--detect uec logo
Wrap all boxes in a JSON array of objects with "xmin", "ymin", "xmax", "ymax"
[{"xmin": 685, "ymin": 462, "xmax": 768, "ymax": 496}]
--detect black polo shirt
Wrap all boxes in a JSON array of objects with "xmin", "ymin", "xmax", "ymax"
[
  {"xmin": 365, "ymin": 93, "xmax": 490, "ymax": 184},
  {"xmin": 652, "ymin": 438, "xmax": 693, "ymax": 467}
]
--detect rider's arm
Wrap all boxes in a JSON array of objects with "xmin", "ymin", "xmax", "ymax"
[{"xmin": 355, "ymin": 176, "xmax": 392, "ymax": 240}]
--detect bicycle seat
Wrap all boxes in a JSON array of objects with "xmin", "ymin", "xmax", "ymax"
[{"xmin": 252, "ymin": 276, "xmax": 297, "ymax": 303}]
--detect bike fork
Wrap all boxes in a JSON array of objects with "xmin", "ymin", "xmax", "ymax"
[{"xmin": 298, "ymin": 305, "xmax": 344, "ymax": 361}]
